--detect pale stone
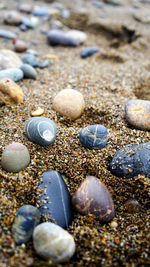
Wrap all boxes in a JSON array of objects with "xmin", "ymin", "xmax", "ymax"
[
  {"xmin": 0, "ymin": 49, "xmax": 22, "ymax": 70},
  {"xmin": 0, "ymin": 78, "xmax": 24, "ymax": 104},
  {"xmin": 66, "ymin": 30, "xmax": 87, "ymax": 44},
  {"xmin": 31, "ymin": 107, "xmax": 44, "ymax": 116}
]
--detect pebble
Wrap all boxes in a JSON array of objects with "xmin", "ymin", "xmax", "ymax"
[
  {"xmin": 12, "ymin": 205, "xmax": 40, "ymax": 245},
  {"xmin": 36, "ymin": 170, "xmax": 73, "ymax": 229},
  {"xmin": 31, "ymin": 107, "xmax": 44, "ymax": 117},
  {"xmin": 4, "ymin": 10, "xmax": 22, "ymax": 25},
  {"xmin": 110, "ymin": 142, "xmax": 150, "ymax": 178},
  {"xmin": 0, "ymin": 49, "xmax": 22, "ymax": 70},
  {"xmin": 22, "ymin": 54, "xmax": 39, "ymax": 67},
  {"xmin": 20, "ymin": 64, "xmax": 37, "ymax": 79},
  {"xmin": 124, "ymin": 199, "xmax": 141, "ymax": 213},
  {"xmin": 33, "ymin": 222, "xmax": 75, "ymax": 262},
  {"xmin": 0, "ymin": 78, "xmax": 24, "ymax": 105},
  {"xmin": 26, "ymin": 49, "xmax": 39, "ymax": 56},
  {"xmin": 18, "ymin": 3, "xmax": 32, "ymax": 14},
  {"xmin": 0, "ymin": 68, "xmax": 24, "ymax": 82},
  {"xmin": 21, "ymin": 17, "xmax": 35, "ymax": 29},
  {"xmin": 80, "ymin": 47, "xmax": 99, "ymax": 58},
  {"xmin": 33, "ymin": 6, "xmax": 49, "ymax": 17},
  {"xmin": 38, "ymin": 60, "xmax": 49, "ymax": 69},
  {"xmin": 53, "ymin": 89, "xmax": 85, "ymax": 120},
  {"xmin": 110, "ymin": 220, "xmax": 118, "ymax": 228},
  {"xmin": 125, "ymin": 99, "xmax": 150, "ymax": 130},
  {"xmin": 66, "ymin": 30, "xmax": 87, "ymax": 44},
  {"xmin": 61, "ymin": 9, "xmax": 70, "ymax": 19},
  {"xmin": 19, "ymin": 24, "xmax": 28, "ymax": 32},
  {"xmin": 0, "ymin": 29, "xmax": 17, "ymax": 39},
  {"xmin": 25, "ymin": 117, "xmax": 57, "ymax": 146},
  {"xmin": 79, "ymin": 124, "xmax": 108, "ymax": 149},
  {"xmin": 72, "ymin": 176, "xmax": 115, "ymax": 223},
  {"xmin": 1, "ymin": 142, "xmax": 30, "ymax": 173},
  {"xmin": 14, "ymin": 39, "xmax": 28, "ymax": 53},
  {"xmin": 47, "ymin": 30, "xmax": 80, "ymax": 46}
]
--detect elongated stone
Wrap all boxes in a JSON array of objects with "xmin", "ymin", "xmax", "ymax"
[
  {"xmin": 47, "ymin": 30, "xmax": 79, "ymax": 46},
  {"xmin": 25, "ymin": 117, "xmax": 57, "ymax": 146},
  {"xmin": 0, "ymin": 29, "xmax": 17, "ymax": 39},
  {"xmin": 36, "ymin": 170, "xmax": 73, "ymax": 229},
  {"xmin": 0, "ymin": 68, "xmax": 23, "ymax": 82},
  {"xmin": 20, "ymin": 64, "xmax": 37, "ymax": 79},
  {"xmin": 80, "ymin": 47, "xmax": 99, "ymax": 58},
  {"xmin": 12, "ymin": 205, "xmax": 40, "ymax": 245}
]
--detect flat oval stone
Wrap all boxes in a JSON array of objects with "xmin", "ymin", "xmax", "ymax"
[
  {"xmin": 110, "ymin": 142, "xmax": 150, "ymax": 178},
  {"xmin": 36, "ymin": 170, "xmax": 73, "ymax": 229},
  {"xmin": 80, "ymin": 47, "xmax": 99, "ymax": 58},
  {"xmin": 33, "ymin": 222, "xmax": 75, "ymax": 262},
  {"xmin": 0, "ymin": 78, "xmax": 24, "ymax": 105},
  {"xmin": 4, "ymin": 10, "xmax": 22, "ymax": 25},
  {"xmin": 25, "ymin": 117, "xmax": 57, "ymax": 146},
  {"xmin": 72, "ymin": 176, "xmax": 115, "ymax": 223},
  {"xmin": 53, "ymin": 89, "xmax": 85, "ymax": 120},
  {"xmin": 33, "ymin": 6, "xmax": 49, "ymax": 17},
  {"xmin": 0, "ymin": 68, "xmax": 24, "ymax": 82},
  {"xmin": 47, "ymin": 30, "xmax": 79, "ymax": 46},
  {"xmin": 22, "ymin": 54, "xmax": 39, "ymax": 67},
  {"xmin": 0, "ymin": 29, "xmax": 17, "ymax": 39},
  {"xmin": 125, "ymin": 99, "xmax": 150, "ymax": 130},
  {"xmin": 0, "ymin": 49, "xmax": 22, "ymax": 70},
  {"xmin": 1, "ymin": 142, "xmax": 30, "ymax": 172},
  {"xmin": 79, "ymin": 124, "xmax": 108, "ymax": 149},
  {"xmin": 20, "ymin": 64, "xmax": 37, "ymax": 79},
  {"xmin": 12, "ymin": 205, "xmax": 40, "ymax": 245}
]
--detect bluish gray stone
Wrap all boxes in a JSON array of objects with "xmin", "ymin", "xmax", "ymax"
[
  {"xmin": 47, "ymin": 30, "xmax": 79, "ymax": 46},
  {"xmin": 61, "ymin": 9, "xmax": 70, "ymax": 19},
  {"xmin": 0, "ymin": 29, "xmax": 17, "ymax": 39},
  {"xmin": 20, "ymin": 64, "xmax": 37, "ymax": 79},
  {"xmin": 21, "ymin": 17, "xmax": 35, "ymax": 28},
  {"xmin": 12, "ymin": 205, "xmax": 40, "ymax": 245},
  {"xmin": 25, "ymin": 116, "xmax": 57, "ymax": 146},
  {"xmin": 22, "ymin": 54, "xmax": 39, "ymax": 67},
  {"xmin": 110, "ymin": 142, "xmax": 150, "ymax": 178},
  {"xmin": 32, "ymin": 7, "xmax": 49, "ymax": 17},
  {"xmin": 0, "ymin": 68, "xmax": 24, "ymax": 82},
  {"xmin": 36, "ymin": 170, "xmax": 73, "ymax": 229},
  {"xmin": 80, "ymin": 47, "xmax": 99, "ymax": 58},
  {"xmin": 79, "ymin": 124, "xmax": 108, "ymax": 149},
  {"xmin": 38, "ymin": 60, "xmax": 49, "ymax": 69}
]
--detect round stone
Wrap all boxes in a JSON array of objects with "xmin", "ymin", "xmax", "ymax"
[
  {"xmin": 1, "ymin": 142, "xmax": 30, "ymax": 172},
  {"xmin": 79, "ymin": 124, "xmax": 108, "ymax": 149},
  {"xmin": 72, "ymin": 176, "xmax": 115, "ymax": 223},
  {"xmin": 125, "ymin": 99, "xmax": 150, "ymax": 130},
  {"xmin": 0, "ymin": 49, "xmax": 22, "ymax": 70},
  {"xmin": 124, "ymin": 199, "xmax": 141, "ymax": 213},
  {"xmin": 14, "ymin": 39, "xmax": 28, "ymax": 53},
  {"xmin": 20, "ymin": 64, "xmax": 37, "ymax": 79},
  {"xmin": 53, "ymin": 89, "xmax": 85, "ymax": 120},
  {"xmin": 25, "ymin": 116, "xmax": 57, "ymax": 146},
  {"xmin": 4, "ymin": 10, "xmax": 22, "ymax": 25},
  {"xmin": 0, "ymin": 78, "xmax": 24, "ymax": 105},
  {"xmin": 33, "ymin": 222, "xmax": 75, "ymax": 262},
  {"xmin": 22, "ymin": 54, "xmax": 39, "ymax": 67},
  {"xmin": 12, "ymin": 205, "xmax": 40, "ymax": 245}
]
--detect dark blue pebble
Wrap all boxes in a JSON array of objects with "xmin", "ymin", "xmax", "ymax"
[
  {"xmin": 22, "ymin": 54, "xmax": 39, "ymax": 67},
  {"xmin": 47, "ymin": 30, "xmax": 79, "ymax": 46},
  {"xmin": 12, "ymin": 205, "xmax": 40, "ymax": 245},
  {"xmin": 110, "ymin": 142, "xmax": 150, "ymax": 178},
  {"xmin": 32, "ymin": 7, "xmax": 49, "ymax": 17},
  {"xmin": 80, "ymin": 47, "xmax": 99, "ymax": 58},
  {"xmin": 36, "ymin": 170, "xmax": 73, "ymax": 229},
  {"xmin": 79, "ymin": 124, "xmax": 108, "ymax": 149},
  {"xmin": 25, "ymin": 116, "xmax": 57, "ymax": 146}
]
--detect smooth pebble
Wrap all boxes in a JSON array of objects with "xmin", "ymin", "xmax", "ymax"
[
  {"xmin": 47, "ymin": 30, "xmax": 79, "ymax": 46},
  {"xmin": 0, "ymin": 49, "xmax": 22, "ymax": 70},
  {"xmin": 0, "ymin": 29, "xmax": 17, "ymax": 39},
  {"xmin": 0, "ymin": 68, "xmax": 24, "ymax": 82},
  {"xmin": 4, "ymin": 10, "xmax": 22, "ymax": 25},
  {"xmin": 80, "ymin": 47, "xmax": 99, "ymax": 58},
  {"xmin": 20, "ymin": 64, "xmax": 37, "ymax": 79},
  {"xmin": 22, "ymin": 54, "xmax": 39, "ymax": 67},
  {"xmin": 14, "ymin": 39, "xmax": 28, "ymax": 53}
]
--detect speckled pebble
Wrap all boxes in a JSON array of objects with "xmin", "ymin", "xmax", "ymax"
[
  {"xmin": 125, "ymin": 99, "xmax": 150, "ymax": 130},
  {"xmin": 80, "ymin": 47, "xmax": 99, "ymax": 58},
  {"xmin": 36, "ymin": 170, "xmax": 73, "ymax": 229},
  {"xmin": 79, "ymin": 124, "xmax": 108, "ymax": 149},
  {"xmin": 0, "ymin": 68, "xmax": 24, "ymax": 82},
  {"xmin": 72, "ymin": 176, "xmax": 115, "ymax": 223},
  {"xmin": 53, "ymin": 89, "xmax": 85, "ymax": 120},
  {"xmin": 22, "ymin": 54, "xmax": 39, "ymax": 67},
  {"xmin": 1, "ymin": 142, "xmax": 30, "ymax": 173},
  {"xmin": 33, "ymin": 222, "xmax": 75, "ymax": 262},
  {"xmin": 25, "ymin": 116, "xmax": 57, "ymax": 146},
  {"xmin": 110, "ymin": 142, "xmax": 150, "ymax": 178},
  {"xmin": 12, "ymin": 205, "xmax": 40, "ymax": 245},
  {"xmin": 20, "ymin": 64, "xmax": 37, "ymax": 79}
]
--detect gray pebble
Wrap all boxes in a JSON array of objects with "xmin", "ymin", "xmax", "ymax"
[
  {"xmin": 0, "ymin": 29, "xmax": 17, "ymax": 39},
  {"xmin": 20, "ymin": 64, "xmax": 37, "ymax": 79},
  {"xmin": 0, "ymin": 68, "xmax": 24, "ymax": 82},
  {"xmin": 38, "ymin": 60, "xmax": 49, "ymax": 69},
  {"xmin": 22, "ymin": 54, "xmax": 39, "ymax": 67}
]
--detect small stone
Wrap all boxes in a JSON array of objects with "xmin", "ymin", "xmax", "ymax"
[
  {"xmin": 66, "ymin": 30, "xmax": 87, "ymax": 44},
  {"xmin": 80, "ymin": 47, "xmax": 99, "ymax": 58},
  {"xmin": 1, "ymin": 142, "xmax": 30, "ymax": 173},
  {"xmin": 20, "ymin": 64, "xmax": 37, "ymax": 79},
  {"xmin": 0, "ymin": 29, "xmax": 17, "ymax": 39},
  {"xmin": 22, "ymin": 54, "xmax": 39, "ymax": 67},
  {"xmin": 25, "ymin": 117, "xmax": 57, "ymax": 146},
  {"xmin": 0, "ymin": 68, "xmax": 24, "ymax": 82},
  {"xmin": 61, "ymin": 9, "xmax": 70, "ymax": 19},
  {"xmin": 36, "ymin": 170, "xmax": 73, "ymax": 229},
  {"xmin": 20, "ymin": 24, "xmax": 28, "ymax": 32},
  {"xmin": 53, "ymin": 89, "xmax": 85, "ymax": 120},
  {"xmin": 33, "ymin": 6, "xmax": 49, "ymax": 17},
  {"xmin": 14, "ymin": 39, "xmax": 28, "ymax": 53},
  {"xmin": 0, "ymin": 78, "xmax": 24, "ymax": 104},
  {"xmin": 124, "ymin": 199, "xmax": 141, "ymax": 213},
  {"xmin": 4, "ymin": 10, "xmax": 22, "ymax": 25},
  {"xmin": 110, "ymin": 220, "xmax": 118, "ymax": 228},
  {"xmin": 79, "ymin": 124, "xmax": 108, "ymax": 149},
  {"xmin": 47, "ymin": 30, "xmax": 79, "ymax": 46},
  {"xmin": 12, "ymin": 205, "xmax": 40, "ymax": 245},
  {"xmin": 125, "ymin": 99, "xmax": 150, "ymax": 130},
  {"xmin": 31, "ymin": 107, "xmax": 44, "ymax": 116},
  {"xmin": 18, "ymin": 3, "xmax": 32, "ymax": 14},
  {"xmin": 110, "ymin": 142, "xmax": 150, "ymax": 178},
  {"xmin": 0, "ymin": 49, "xmax": 22, "ymax": 70},
  {"xmin": 26, "ymin": 49, "xmax": 38, "ymax": 56},
  {"xmin": 33, "ymin": 222, "xmax": 75, "ymax": 262},
  {"xmin": 45, "ymin": 54, "xmax": 58, "ymax": 60},
  {"xmin": 72, "ymin": 176, "xmax": 115, "ymax": 223},
  {"xmin": 38, "ymin": 60, "xmax": 49, "ymax": 69},
  {"xmin": 21, "ymin": 17, "xmax": 35, "ymax": 29}
]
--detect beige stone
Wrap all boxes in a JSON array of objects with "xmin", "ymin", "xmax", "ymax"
[
  {"xmin": 31, "ymin": 107, "xmax": 44, "ymax": 116},
  {"xmin": 53, "ymin": 89, "xmax": 85, "ymax": 120},
  {"xmin": 0, "ymin": 78, "xmax": 24, "ymax": 104},
  {"xmin": 4, "ymin": 10, "xmax": 22, "ymax": 25},
  {"xmin": 0, "ymin": 50, "xmax": 22, "ymax": 70}
]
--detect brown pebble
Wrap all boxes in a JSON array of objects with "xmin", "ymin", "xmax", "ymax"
[
  {"xmin": 72, "ymin": 176, "xmax": 115, "ymax": 223},
  {"xmin": 124, "ymin": 199, "xmax": 141, "ymax": 213},
  {"xmin": 31, "ymin": 107, "xmax": 44, "ymax": 117},
  {"xmin": 4, "ymin": 10, "xmax": 22, "ymax": 26},
  {"xmin": 53, "ymin": 89, "xmax": 85, "ymax": 120},
  {"xmin": 14, "ymin": 40, "xmax": 28, "ymax": 53},
  {"xmin": 0, "ymin": 78, "xmax": 24, "ymax": 105}
]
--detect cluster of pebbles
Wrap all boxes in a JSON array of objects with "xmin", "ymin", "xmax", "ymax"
[{"xmin": 0, "ymin": 0, "xmax": 150, "ymax": 266}]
